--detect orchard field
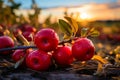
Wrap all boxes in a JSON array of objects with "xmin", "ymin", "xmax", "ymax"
[{"xmin": 0, "ymin": 0, "xmax": 120, "ymax": 80}]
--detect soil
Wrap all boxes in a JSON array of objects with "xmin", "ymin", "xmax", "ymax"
[{"xmin": 0, "ymin": 55, "xmax": 120, "ymax": 80}]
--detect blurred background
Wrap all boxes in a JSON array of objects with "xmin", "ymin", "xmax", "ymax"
[
  {"xmin": 0, "ymin": 0, "xmax": 120, "ymax": 43},
  {"xmin": 3, "ymin": 0, "xmax": 120, "ymax": 22}
]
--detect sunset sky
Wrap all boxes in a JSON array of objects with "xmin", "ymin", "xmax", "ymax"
[
  {"xmin": 4, "ymin": 0, "xmax": 118, "ymax": 9},
  {"xmin": 5, "ymin": 0, "xmax": 120, "ymax": 22}
]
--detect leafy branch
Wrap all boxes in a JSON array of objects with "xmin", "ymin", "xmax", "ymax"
[{"xmin": 59, "ymin": 16, "xmax": 100, "ymax": 40}]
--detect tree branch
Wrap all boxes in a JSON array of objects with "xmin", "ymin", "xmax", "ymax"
[
  {"xmin": 0, "ymin": 46, "xmax": 37, "ymax": 52},
  {"xmin": 0, "ymin": 37, "xmax": 78, "ymax": 52}
]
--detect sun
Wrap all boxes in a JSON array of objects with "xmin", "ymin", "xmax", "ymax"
[{"xmin": 80, "ymin": 13, "xmax": 91, "ymax": 20}]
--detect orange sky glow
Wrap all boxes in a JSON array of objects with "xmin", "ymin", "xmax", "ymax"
[{"xmin": 15, "ymin": 2, "xmax": 120, "ymax": 23}]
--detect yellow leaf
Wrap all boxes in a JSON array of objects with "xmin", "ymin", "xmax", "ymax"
[
  {"xmin": 89, "ymin": 27, "xmax": 95, "ymax": 32},
  {"xmin": 17, "ymin": 33, "xmax": 30, "ymax": 46},
  {"xmin": 90, "ymin": 30, "xmax": 100, "ymax": 37},
  {"xmin": 92, "ymin": 55, "xmax": 108, "ymax": 64},
  {"xmin": 115, "ymin": 54, "xmax": 120, "ymax": 65},
  {"xmin": 64, "ymin": 16, "xmax": 78, "ymax": 36},
  {"xmin": 114, "ymin": 46, "xmax": 120, "ymax": 54},
  {"xmin": 63, "ymin": 34, "xmax": 71, "ymax": 40},
  {"xmin": 72, "ymin": 19, "xmax": 78, "ymax": 35},
  {"xmin": 94, "ymin": 62, "xmax": 103, "ymax": 75}
]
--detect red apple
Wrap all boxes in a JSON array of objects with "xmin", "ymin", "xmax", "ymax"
[
  {"xmin": 72, "ymin": 38, "xmax": 95, "ymax": 61},
  {"xmin": 52, "ymin": 46, "xmax": 74, "ymax": 67},
  {"xmin": 113, "ymin": 34, "xmax": 120, "ymax": 42},
  {"xmin": 18, "ymin": 24, "xmax": 36, "ymax": 33},
  {"xmin": 98, "ymin": 34, "xmax": 107, "ymax": 40},
  {"xmin": 34, "ymin": 28, "xmax": 59, "ymax": 52},
  {"xmin": 22, "ymin": 31, "xmax": 34, "ymax": 41},
  {"xmin": 0, "ymin": 36, "xmax": 14, "ymax": 54},
  {"xmin": 12, "ymin": 49, "xmax": 32, "ymax": 62},
  {"xmin": 12, "ymin": 49, "xmax": 33, "ymax": 68},
  {"xmin": 13, "ymin": 29, "xmax": 22, "ymax": 37},
  {"xmin": 26, "ymin": 50, "xmax": 51, "ymax": 71},
  {"xmin": 12, "ymin": 49, "xmax": 25, "ymax": 62},
  {"xmin": 25, "ymin": 26, "xmax": 36, "ymax": 33}
]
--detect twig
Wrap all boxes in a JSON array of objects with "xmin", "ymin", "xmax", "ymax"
[
  {"xmin": 59, "ymin": 37, "xmax": 78, "ymax": 45},
  {"xmin": 59, "ymin": 39, "xmax": 72, "ymax": 45},
  {"xmin": 0, "ymin": 46, "xmax": 37, "ymax": 52}
]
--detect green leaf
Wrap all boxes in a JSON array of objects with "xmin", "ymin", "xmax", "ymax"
[
  {"xmin": 64, "ymin": 16, "xmax": 78, "ymax": 36},
  {"xmin": 81, "ymin": 28, "xmax": 89, "ymax": 37},
  {"xmin": 59, "ymin": 19, "xmax": 72, "ymax": 37},
  {"xmin": 90, "ymin": 30, "xmax": 100, "ymax": 37}
]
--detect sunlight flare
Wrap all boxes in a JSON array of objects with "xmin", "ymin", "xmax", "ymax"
[{"xmin": 80, "ymin": 13, "xmax": 92, "ymax": 20}]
